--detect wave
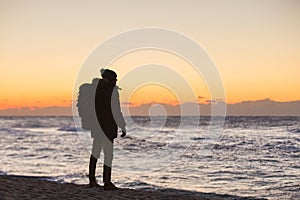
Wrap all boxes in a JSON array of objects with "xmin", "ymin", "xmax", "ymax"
[
  {"xmin": 0, "ymin": 171, "xmax": 7, "ymax": 175},
  {"xmin": 190, "ymin": 137, "xmax": 205, "ymax": 141},
  {"xmin": 289, "ymin": 128, "xmax": 300, "ymax": 133},
  {"xmin": 57, "ymin": 126, "xmax": 77, "ymax": 132},
  {"xmin": 0, "ymin": 128, "xmax": 27, "ymax": 134},
  {"xmin": 0, "ymin": 116, "xmax": 74, "ymax": 129}
]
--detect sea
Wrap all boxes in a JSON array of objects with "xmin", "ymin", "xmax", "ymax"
[{"xmin": 0, "ymin": 116, "xmax": 299, "ymax": 200}]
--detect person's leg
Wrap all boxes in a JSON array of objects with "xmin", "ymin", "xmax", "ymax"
[
  {"xmin": 89, "ymin": 134, "xmax": 102, "ymax": 187},
  {"xmin": 103, "ymin": 138, "xmax": 113, "ymax": 168},
  {"xmin": 102, "ymin": 137, "xmax": 118, "ymax": 190},
  {"xmin": 89, "ymin": 154, "xmax": 99, "ymax": 187}
]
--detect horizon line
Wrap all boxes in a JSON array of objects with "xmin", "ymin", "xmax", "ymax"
[{"xmin": 0, "ymin": 98, "xmax": 299, "ymax": 116}]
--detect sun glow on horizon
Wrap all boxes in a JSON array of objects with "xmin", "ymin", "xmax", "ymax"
[{"xmin": 126, "ymin": 84, "xmax": 180, "ymax": 107}]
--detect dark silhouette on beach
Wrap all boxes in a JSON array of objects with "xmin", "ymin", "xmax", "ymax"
[{"xmin": 77, "ymin": 68, "xmax": 126, "ymax": 190}]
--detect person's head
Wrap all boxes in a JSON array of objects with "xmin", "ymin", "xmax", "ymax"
[{"xmin": 100, "ymin": 68, "xmax": 117, "ymax": 84}]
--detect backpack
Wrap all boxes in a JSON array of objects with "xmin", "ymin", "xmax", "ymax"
[{"xmin": 77, "ymin": 79, "xmax": 99, "ymax": 130}]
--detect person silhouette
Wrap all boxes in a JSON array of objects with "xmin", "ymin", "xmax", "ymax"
[{"xmin": 88, "ymin": 68, "xmax": 126, "ymax": 190}]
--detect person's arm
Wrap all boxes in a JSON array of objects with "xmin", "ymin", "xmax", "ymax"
[{"xmin": 111, "ymin": 87, "xmax": 126, "ymax": 136}]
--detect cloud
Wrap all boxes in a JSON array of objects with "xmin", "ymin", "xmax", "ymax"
[
  {"xmin": 205, "ymin": 99, "xmax": 225, "ymax": 104},
  {"xmin": 0, "ymin": 99, "xmax": 299, "ymax": 116},
  {"xmin": 227, "ymin": 99, "xmax": 300, "ymax": 116},
  {"xmin": 121, "ymin": 102, "xmax": 133, "ymax": 105},
  {"xmin": 121, "ymin": 101, "xmax": 137, "ymax": 107},
  {"xmin": 0, "ymin": 106, "xmax": 72, "ymax": 116},
  {"xmin": 122, "ymin": 99, "xmax": 300, "ymax": 116},
  {"xmin": 123, "ymin": 102, "xmax": 181, "ymax": 116},
  {"xmin": 205, "ymin": 99, "xmax": 216, "ymax": 103}
]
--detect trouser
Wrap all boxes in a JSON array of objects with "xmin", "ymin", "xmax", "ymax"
[
  {"xmin": 91, "ymin": 133, "xmax": 114, "ymax": 167},
  {"xmin": 90, "ymin": 131, "xmax": 114, "ymax": 183}
]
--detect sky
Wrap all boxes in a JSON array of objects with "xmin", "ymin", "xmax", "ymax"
[{"xmin": 1, "ymin": 0, "xmax": 300, "ymax": 115}]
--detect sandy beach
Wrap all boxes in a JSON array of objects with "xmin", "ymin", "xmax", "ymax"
[{"xmin": 0, "ymin": 175, "xmax": 263, "ymax": 200}]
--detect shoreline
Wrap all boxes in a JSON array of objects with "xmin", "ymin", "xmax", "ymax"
[{"xmin": 0, "ymin": 175, "xmax": 264, "ymax": 200}]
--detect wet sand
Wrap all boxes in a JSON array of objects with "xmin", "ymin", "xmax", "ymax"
[{"xmin": 0, "ymin": 175, "xmax": 262, "ymax": 200}]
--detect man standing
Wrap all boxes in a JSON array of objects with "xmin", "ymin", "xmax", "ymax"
[{"xmin": 89, "ymin": 68, "xmax": 126, "ymax": 190}]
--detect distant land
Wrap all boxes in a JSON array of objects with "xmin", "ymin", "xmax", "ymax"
[{"xmin": 0, "ymin": 99, "xmax": 299, "ymax": 116}]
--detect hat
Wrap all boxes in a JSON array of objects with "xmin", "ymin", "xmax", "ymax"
[{"xmin": 100, "ymin": 68, "xmax": 117, "ymax": 81}]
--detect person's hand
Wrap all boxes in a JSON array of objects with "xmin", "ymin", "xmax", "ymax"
[{"xmin": 121, "ymin": 129, "xmax": 126, "ymax": 138}]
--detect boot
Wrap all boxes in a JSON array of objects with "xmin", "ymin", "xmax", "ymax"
[
  {"xmin": 89, "ymin": 155, "xmax": 100, "ymax": 187},
  {"xmin": 103, "ymin": 164, "xmax": 118, "ymax": 190}
]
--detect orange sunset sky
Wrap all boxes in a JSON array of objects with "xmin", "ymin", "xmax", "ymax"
[{"xmin": 1, "ymin": 0, "xmax": 300, "ymax": 115}]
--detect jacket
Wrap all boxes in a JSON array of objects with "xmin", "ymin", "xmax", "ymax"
[{"xmin": 94, "ymin": 79, "xmax": 126, "ymax": 141}]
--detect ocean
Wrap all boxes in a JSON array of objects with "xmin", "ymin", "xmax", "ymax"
[{"xmin": 0, "ymin": 116, "xmax": 299, "ymax": 199}]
